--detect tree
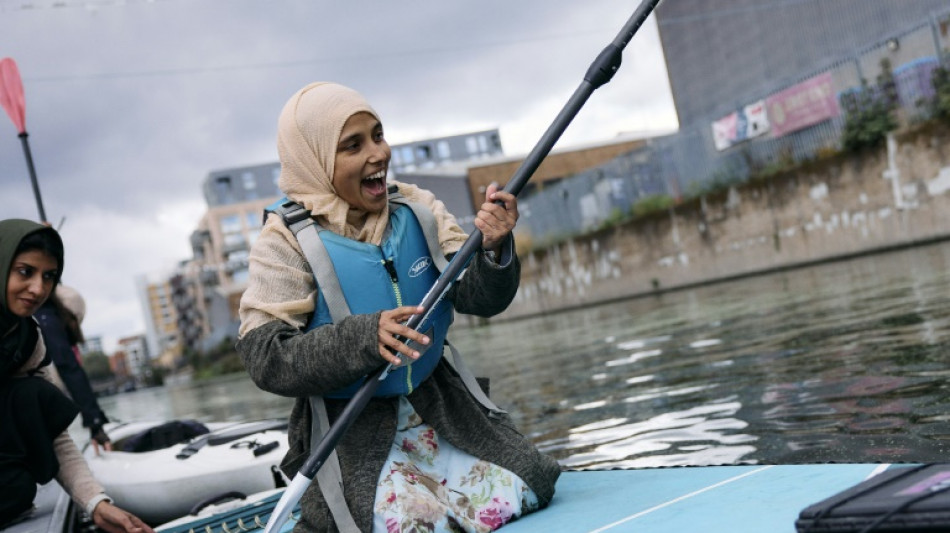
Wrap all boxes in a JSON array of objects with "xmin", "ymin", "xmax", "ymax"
[{"xmin": 82, "ymin": 351, "xmax": 114, "ymax": 382}]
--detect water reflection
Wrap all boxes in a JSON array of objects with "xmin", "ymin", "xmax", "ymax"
[
  {"xmin": 92, "ymin": 373, "xmax": 295, "ymax": 431},
  {"xmin": 450, "ymin": 241, "xmax": 950, "ymax": 468},
  {"xmin": 549, "ymin": 401, "xmax": 756, "ymax": 470},
  {"xmin": 91, "ymin": 242, "xmax": 950, "ymax": 469}
]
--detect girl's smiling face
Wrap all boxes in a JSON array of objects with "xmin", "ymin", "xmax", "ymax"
[
  {"xmin": 332, "ymin": 112, "xmax": 391, "ymax": 214},
  {"xmin": 6, "ymin": 249, "xmax": 59, "ymax": 317}
]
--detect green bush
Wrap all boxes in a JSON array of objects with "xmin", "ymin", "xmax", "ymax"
[
  {"xmin": 840, "ymin": 58, "xmax": 898, "ymax": 152},
  {"xmin": 632, "ymin": 194, "xmax": 674, "ymax": 217},
  {"xmin": 186, "ymin": 336, "xmax": 247, "ymax": 379},
  {"xmin": 932, "ymin": 62, "xmax": 950, "ymax": 120},
  {"xmin": 142, "ymin": 365, "xmax": 166, "ymax": 387},
  {"xmin": 82, "ymin": 351, "xmax": 114, "ymax": 381},
  {"xmin": 597, "ymin": 207, "xmax": 627, "ymax": 230},
  {"xmin": 840, "ymin": 82, "xmax": 897, "ymax": 152}
]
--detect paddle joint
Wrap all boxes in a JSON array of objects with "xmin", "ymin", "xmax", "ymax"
[{"xmin": 584, "ymin": 44, "xmax": 623, "ymax": 88}]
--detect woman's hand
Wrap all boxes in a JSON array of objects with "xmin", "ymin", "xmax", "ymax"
[
  {"xmin": 474, "ymin": 182, "xmax": 518, "ymax": 253},
  {"xmin": 378, "ymin": 305, "xmax": 429, "ymax": 366},
  {"xmin": 90, "ymin": 424, "xmax": 113, "ymax": 456},
  {"xmin": 92, "ymin": 501, "xmax": 154, "ymax": 533}
]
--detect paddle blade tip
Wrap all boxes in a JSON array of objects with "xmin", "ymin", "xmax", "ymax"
[{"xmin": 0, "ymin": 57, "xmax": 27, "ymax": 134}]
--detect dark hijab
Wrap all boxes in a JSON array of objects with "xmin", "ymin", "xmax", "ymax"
[
  {"xmin": 0, "ymin": 219, "xmax": 64, "ymax": 379},
  {"xmin": 0, "ymin": 219, "xmax": 75, "ymax": 524}
]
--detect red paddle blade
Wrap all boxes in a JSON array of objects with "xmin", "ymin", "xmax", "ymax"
[{"xmin": 0, "ymin": 57, "xmax": 27, "ymax": 134}]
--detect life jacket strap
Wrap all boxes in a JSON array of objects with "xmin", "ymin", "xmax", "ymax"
[
  {"xmin": 272, "ymin": 200, "xmax": 358, "ymax": 530},
  {"xmin": 387, "ymin": 191, "xmax": 450, "ymax": 274},
  {"xmin": 269, "ymin": 201, "xmax": 352, "ymax": 324},
  {"xmin": 444, "ymin": 340, "xmax": 506, "ymax": 417},
  {"xmin": 309, "ymin": 396, "xmax": 361, "ymax": 533}
]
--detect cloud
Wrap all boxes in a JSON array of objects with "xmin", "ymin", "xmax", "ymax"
[
  {"xmin": 54, "ymin": 200, "xmax": 205, "ymax": 349},
  {"xmin": 1, "ymin": 0, "xmax": 677, "ymax": 352}
]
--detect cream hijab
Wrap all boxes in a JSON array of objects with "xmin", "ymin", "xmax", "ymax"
[{"xmin": 277, "ymin": 82, "xmax": 467, "ymax": 253}]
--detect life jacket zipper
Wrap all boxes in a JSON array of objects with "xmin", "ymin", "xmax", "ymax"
[
  {"xmin": 381, "ymin": 257, "xmax": 413, "ymax": 393},
  {"xmin": 381, "ymin": 258, "xmax": 403, "ymax": 307}
]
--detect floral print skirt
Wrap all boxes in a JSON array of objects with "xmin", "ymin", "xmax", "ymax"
[{"xmin": 373, "ymin": 397, "xmax": 539, "ymax": 533}]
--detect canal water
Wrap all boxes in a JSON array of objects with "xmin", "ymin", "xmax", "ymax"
[{"xmin": 92, "ymin": 241, "xmax": 950, "ymax": 469}]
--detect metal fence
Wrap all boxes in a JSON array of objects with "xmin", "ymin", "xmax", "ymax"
[{"xmin": 517, "ymin": 7, "xmax": 950, "ymax": 247}]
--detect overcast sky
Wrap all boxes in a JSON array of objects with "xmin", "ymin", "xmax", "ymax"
[{"xmin": 0, "ymin": 0, "xmax": 678, "ymax": 353}]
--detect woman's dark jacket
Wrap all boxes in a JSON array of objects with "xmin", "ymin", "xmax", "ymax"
[{"xmin": 33, "ymin": 300, "xmax": 108, "ymax": 430}]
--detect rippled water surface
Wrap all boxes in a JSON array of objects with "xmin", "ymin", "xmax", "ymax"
[{"xmin": 96, "ymin": 242, "xmax": 950, "ymax": 469}]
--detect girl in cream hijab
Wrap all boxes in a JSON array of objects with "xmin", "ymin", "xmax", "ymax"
[{"xmin": 238, "ymin": 83, "xmax": 559, "ymax": 532}]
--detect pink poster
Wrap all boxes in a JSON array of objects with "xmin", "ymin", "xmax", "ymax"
[
  {"xmin": 766, "ymin": 72, "xmax": 839, "ymax": 137},
  {"xmin": 711, "ymin": 100, "xmax": 770, "ymax": 151},
  {"xmin": 712, "ymin": 111, "xmax": 738, "ymax": 151}
]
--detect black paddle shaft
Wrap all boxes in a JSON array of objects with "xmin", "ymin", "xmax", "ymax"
[
  {"xmin": 298, "ymin": 0, "xmax": 663, "ymax": 481},
  {"xmin": 18, "ymin": 132, "xmax": 48, "ymax": 224}
]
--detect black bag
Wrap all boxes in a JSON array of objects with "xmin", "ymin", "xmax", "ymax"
[
  {"xmin": 120, "ymin": 419, "xmax": 210, "ymax": 452},
  {"xmin": 796, "ymin": 464, "xmax": 950, "ymax": 532}
]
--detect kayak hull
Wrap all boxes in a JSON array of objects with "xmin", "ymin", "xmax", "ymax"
[{"xmin": 84, "ymin": 420, "xmax": 289, "ymax": 525}]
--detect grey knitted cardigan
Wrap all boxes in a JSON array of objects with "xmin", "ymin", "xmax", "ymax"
[{"xmin": 237, "ymin": 246, "xmax": 561, "ymax": 532}]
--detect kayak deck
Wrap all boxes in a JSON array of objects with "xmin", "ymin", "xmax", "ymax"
[
  {"xmin": 155, "ymin": 463, "xmax": 898, "ymax": 532},
  {"xmin": 502, "ymin": 463, "xmax": 893, "ymax": 533}
]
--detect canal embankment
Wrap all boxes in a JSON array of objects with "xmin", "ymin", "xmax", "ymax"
[{"xmin": 501, "ymin": 121, "xmax": 950, "ymax": 320}]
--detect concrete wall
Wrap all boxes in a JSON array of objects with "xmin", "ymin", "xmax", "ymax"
[{"xmin": 503, "ymin": 122, "xmax": 950, "ymax": 319}]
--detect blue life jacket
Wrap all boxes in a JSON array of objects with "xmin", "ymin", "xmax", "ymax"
[{"xmin": 266, "ymin": 195, "xmax": 453, "ymax": 398}]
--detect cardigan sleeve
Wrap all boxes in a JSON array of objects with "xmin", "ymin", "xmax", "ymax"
[{"xmin": 448, "ymin": 235, "xmax": 521, "ymax": 317}]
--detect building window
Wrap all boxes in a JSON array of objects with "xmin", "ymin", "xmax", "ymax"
[
  {"xmin": 223, "ymin": 233, "xmax": 246, "ymax": 248},
  {"xmin": 214, "ymin": 176, "xmax": 232, "ymax": 202},
  {"xmin": 227, "ymin": 250, "xmax": 249, "ymax": 263},
  {"xmin": 220, "ymin": 214, "xmax": 245, "ymax": 250},
  {"xmin": 231, "ymin": 268, "xmax": 249, "ymax": 285},
  {"xmin": 246, "ymin": 212, "xmax": 261, "ymax": 229},
  {"xmin": 242, "ymin": 172, "xmax": 258, "ymax": 200},
  {"xmin": 215, "ymin": 176, "xmax": 232, "ymax": 189},
  {"xmin": 437, "ymin": 141, "xmax": 450, "ymax": 159},
  {"xmin": 415, "ymin": 144, "xmax": 432, "ymax": 161},
  {"xmin": 400, "ymin": 147, "xmax": 414, "ymax": 164},
  {"xmin": 465, "ymin": 136, "xmax": 478, "ymax": 155},
  {"xmin": 220, "ymin": 214, "xmax": 241, "ymax": 233},
  {"xmin": 242, "ymin": 171, "xmax": 256, "ymax": 189}
]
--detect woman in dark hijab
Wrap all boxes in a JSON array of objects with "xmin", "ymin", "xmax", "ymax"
[{"xmin": 0, "ymin": 218, "xmax": 153, "ymax": 532}]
